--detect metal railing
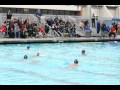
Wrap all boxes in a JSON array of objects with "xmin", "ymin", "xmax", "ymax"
[
  {"xmin": 0, "ymin": 13, "xmax": 39, "ymax": 25},
  {"xmin": 0, "ymin": 13, "xmax": 114, "ymax": 38}
]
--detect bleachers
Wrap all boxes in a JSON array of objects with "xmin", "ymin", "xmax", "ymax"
[
  {"xmin": 0, "ymin": 13, "xmax": 39, "ymax": 26},
  {"xmin": 0, "ymin": 13, "xmax": 115, "ymax": 38}
]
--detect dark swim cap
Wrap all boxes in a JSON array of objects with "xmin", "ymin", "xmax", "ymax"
[
  {"xmin": 74, "ymin": 59, "xmax": 78, "ymax": 64},
  {"xmin": 82, "ymin": 50, "xmax": 85, "ymax": 53},
  {"xmin": 27, "ymin": 46, "xmax": 30, "ymax": 49},
  {"xmin": 24, "ymin": 55, "xmax": 28, "ymax": 59}
]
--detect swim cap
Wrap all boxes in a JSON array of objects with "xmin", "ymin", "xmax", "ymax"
[
  {"xmin": 24, "ymin": 55, "xmax": 28, "ymax": 59},
  {"xmin": 82, "ymin": 50, "xmax": 85, "ymax": 53},
  {"xmin": 74, "ymin": 59, "xmax": 78, "ymax": 64},
  {"xmin": 27, "ymin": 46, "xmax": 30, "ymax": 49}
]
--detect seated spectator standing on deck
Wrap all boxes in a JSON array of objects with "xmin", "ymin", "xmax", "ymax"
[
  {"xmin": 85, "ymin": 24, "xmax": 92, "ymax": 33},
  {"xmin": 84, "ymin": 20, "xmax": 89, "ymax": 29},
  {"xmin": 7, "ymin": 10, "xmax": 12, "ymax": 21},
  {"xmin": 80, "ymin": 21, "xmax": 85, "ymax": 32},
  {"xmin": 70, "ymin": 24, "xmax": 76, "ymax": 37},
  {"xmin": 109, "ymin": 25, "xmax": 116, "ymax": 38},
  {"xmin": 85, "ymin": 24, "xmax": 91, "ymax": 38},
  {"xmin": 27, "ymin": 21, "xmax": 33, "ymax": 38}
]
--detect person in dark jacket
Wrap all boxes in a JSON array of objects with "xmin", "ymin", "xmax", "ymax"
[
  {"xmin": 91, "ymin": 13, "xmax": 95, "ymax": 28},
  {"xmin": 7, "ymin": 10, "xmax": 12, "ymax": 21},
  {"xmin": 97, "ymin": 21, "xmax": 100, "ymax": 34},
  {"xmin": 101, "ymin": 22, "xmax": 106, "ymax": 38},
  {"xmin": 45, "ymin": 23, "xmax": 50, "ymax": 34}
]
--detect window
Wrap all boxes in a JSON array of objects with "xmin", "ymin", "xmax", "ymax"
[
  {"xmin": 59, "ymin": 10, "xmax": 64, "ymax": 15},
  {"xmin": 16, "ymin": 8, "xmax": 24, "ymax": 13},
  {"xmin": 47, "ymin": 10, "xmax": 54, "ymax": 15},
  {"xmin": 65, "ymin": 11, "xmax": 70, "ymax": 15},
  {"xmin": 24, "ymin": 8, "xmax": 29, "ymax": 14},
  {"xmin": 29, "ymin": 9, "xmax": 36, "ymax": 14},
  {"xmin": 10, "ymin": 8, "xmax": 16, "ymax": 13},
  {"xmin": 70, "ymin": 11, "xmax": 76, "ymax": 15},
  {"xmin": 3, "ymin": 8, "xmax": 9, "ymax": 13},
  {"xmin": 54, "ymin": 10, "xmax": 59, "ymax": 15},
  {"xmin": 41, "ymin": 9, "xmax": 48, "ymax": 14},
  {"xmin": 0, "ymin": 8, "xmax": 3, "ymax": 13}
]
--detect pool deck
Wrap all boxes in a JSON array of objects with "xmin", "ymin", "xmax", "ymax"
[{"xmin": 0, "ymin": 37, "xmax": 120, "ymax": 44}]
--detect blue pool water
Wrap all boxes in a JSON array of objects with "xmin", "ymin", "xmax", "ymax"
[{"xmin": 0, "ymin": 42, "xmax": 120, "ymax": 85}]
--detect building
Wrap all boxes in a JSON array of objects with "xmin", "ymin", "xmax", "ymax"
[
  {"xmin": 0, "ymin": 5, "xmax": 120, "ymax": 18},
  {"xmin": 0, "ymin": 5, "xmax": 81, "ymax": 16}
]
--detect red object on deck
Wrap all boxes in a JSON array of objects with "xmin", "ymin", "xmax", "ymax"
[
  {"xmin": 22, "ymin": 24, "xmax": 25, "ymax": 31},
  {"xmin": 39, "ymin": 26, "xmax": 44, "ymax": 33},
  {"xmin": 0, "ymin": 25, "xmax": 7, "ymax": 32}
]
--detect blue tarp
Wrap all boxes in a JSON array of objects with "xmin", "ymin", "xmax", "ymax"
[{"xmin": 112, "ymin": 18, "xmax": 120, "ymax": 22}]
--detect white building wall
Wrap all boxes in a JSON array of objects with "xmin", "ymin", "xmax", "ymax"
[
  {"xmin": 82, "ymin": 5, "xmax": 91, "ymax": 17},
  {"xmin": 100, "ymin": 5, "xmax": 113, "ymax": 18},
  {"xmin": 107, "ymin": 8, "xmax": 115, "ymax": 17},
  {"xmin": 115, "ymin": 7, "xmax": 120, "ymax": 18},
  {"xmin": 0, "ymin": 5, "xmax": 81, "ymax": 11},
  {"xmin": 92, "ymin": 6, "xmax": 99, "ymax": 16}
]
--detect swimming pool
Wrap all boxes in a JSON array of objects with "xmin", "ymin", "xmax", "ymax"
[{"xmin": 0, "ymin": 42, "xmax": 120, "ymax": 85}]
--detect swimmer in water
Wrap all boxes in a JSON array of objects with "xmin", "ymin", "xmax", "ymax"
[
  {"xmin": 37, "ymin": 52, "xmax": 40, "ymax": 56},
  {"xmin": 31, "ymin": 52, "xmax": 40, "ymax": 58},
  {"xmin": 68, "ymin": 59, "xmax": 79, "ymax": 69},
  {"xmin": 27, "ymin": 46, "xmax": 30, "ymax": 50},
  {"xmin": 82, "ymin": 50, "xmax": 86, "ymax": 55},
  {"xmin": 24, "ymin": 55, "xmax": 28, "ymax": 59}
]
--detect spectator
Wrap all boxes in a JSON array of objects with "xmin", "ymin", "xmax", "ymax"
[
  {"xmin": 40, "ymin": 24, "xmax": 45, "ymax": 38},
  {"xmin": 27, "ymin": 21, "xmax": 33, "ymax": 38},
  {"xmin": 35, "ymin": 9, "xmax": 42, "ymax": 23},
  {"xmin": 97, "ymin": 21, "xmax": 100, "ymax": 34},
  {"xmin": 85, "ymin": 24, "xmax": 92, "ymax": 33},
  {"xmin": 7, "ymin": 10, "xmax": 12, "ymax": 21},
  {"xmin": 44, "ymin": 23, "xmax": 50, "ymax": 37},
  {"xmin": 84, "ymin": 20, "xmax": 89, "ymax": 28},
  {"xmin": 33, "ymin": 21, "xmax": 37, "ymax": 26},
  {"xmin": 80, "ymin": 21, "xmax": 85, "ymax": 31},
  {"xmin": 117, "ymin": 23, "xmax": 120, "ymax": 35},
  {"xmin": 92, "ymin": 13, "xmax": 95, "ymax": 28},
  {"xmin": 109, "ymin": 25, "xmax": 116, "ymax": 38},
  {"xmin": 51, "ymin": 24, "xmax": 56, "ymax": 35},
  {"xmin": 9, "ymin": 28, "xmax": 14, "ymax": 38},
  {"xmin": 112, "ymin": 21, "xmax": 116, "ymax": 27},
  {"xmin": 101, "ymin": 22, "xmax": 106, "ymax": 38},
  {"xmin": 14, "ymin": 23, "xmax": 20, "ymax": 38}
]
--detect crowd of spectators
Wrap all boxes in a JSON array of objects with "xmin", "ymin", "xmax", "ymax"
[
  {"xmin": 45, "ymin": 16, "xmax": 77, "ymax": 37},
  {"xmin": 1, "ymin": 10, "xmax": 120, "ymax": 39},
  {"xmin": 0, "ymin": 10, "xmax": 48, "ymax": 38}
]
